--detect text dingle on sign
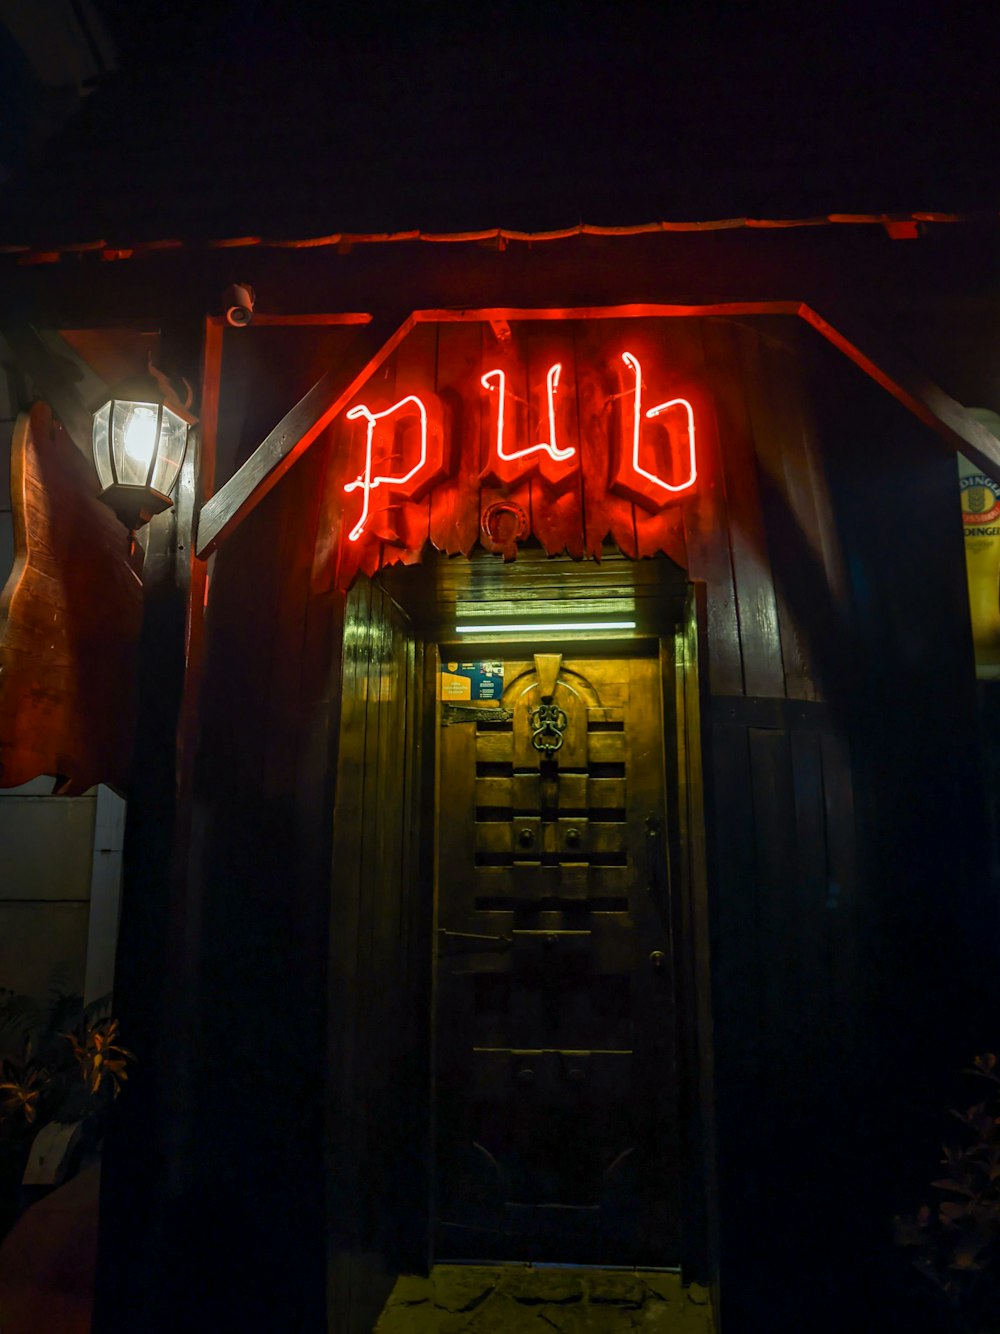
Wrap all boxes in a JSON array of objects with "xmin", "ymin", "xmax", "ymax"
[{"xmin": 342, "ymin": 351, "xmax": 698, "ymax": 542}]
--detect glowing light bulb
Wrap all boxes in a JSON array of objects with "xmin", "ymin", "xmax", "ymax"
[{"xmin": 123, "ymin": 405, "xmax": 160, "ymax": 471}]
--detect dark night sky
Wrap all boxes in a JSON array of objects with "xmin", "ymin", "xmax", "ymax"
[{"xmin": 2, "ymin": 0, "xmax": 999, "ymax": 244}]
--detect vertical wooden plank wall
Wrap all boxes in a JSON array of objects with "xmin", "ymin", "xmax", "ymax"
[
  {"xmin": 683, "ymin": 316, "xmax": 865, "ymax": 1327},
  {"xmin": 801, "ymin": 331, "xmax": 996, "ymax": 1322},
  {"xmin": 159, "ymin": 328, "xmax": 368, "ymax": 1333},
  {"xmin": 167, "ymin": 440, "xmax": 334, "ymax": 1334},
  {"xmin": 326, "ymin": 580, "xmax": 425, "ymax": 1332},
  {"xmin": 686, "ymin": 312, "xmax": 994, "ymax": 1328}
]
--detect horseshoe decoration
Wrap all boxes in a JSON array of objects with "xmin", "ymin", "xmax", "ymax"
[{"xmin": 481, "ymin": 500, "xmax": 529, "ymax": 561}]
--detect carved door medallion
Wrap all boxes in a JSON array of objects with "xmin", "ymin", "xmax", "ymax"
[{"xmin": 434, "ymin": 651, "xmax": 679, "ymax": 1264}]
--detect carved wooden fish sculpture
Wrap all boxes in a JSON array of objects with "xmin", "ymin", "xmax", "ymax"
[{"xmin": 0, "ymin": 403, "xmax": 142, "ymax": 794}]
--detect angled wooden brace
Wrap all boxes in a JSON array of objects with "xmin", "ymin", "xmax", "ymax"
[
  {"xmin": 798, "ymin": 301, "xmax": 1000, "ymax": 482},
  {"xmin": 194, "ymin": 312, "xmax": 415, "ymax": 558}
]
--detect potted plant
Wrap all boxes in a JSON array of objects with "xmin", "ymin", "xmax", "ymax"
[
  {"xmin": 895, "ymin": 1054, "xmax": 1000, "ymax": 1333},
  {"xmin": 0, "ymin": 983, "xmax": 133, "ymax": 1239}
]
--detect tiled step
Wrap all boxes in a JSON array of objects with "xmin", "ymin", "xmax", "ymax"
[{"xmin": 374, "ymin": 1264, "xmax": 714, "ymax": 1331}]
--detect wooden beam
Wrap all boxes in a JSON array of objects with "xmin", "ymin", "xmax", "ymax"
[
  {"xmin": 799, "ymin": 302, "xmax": 1000, "ymax": 481},
  {"xmin": 177, "ymin": 317, "xmax": 223, "ymax": 794},
  {"xmin": 413, "ymin": 302, "xmax": 803, "ymax": 323},
  {"xmin": 0, "ymin": 323, "xmax": 99, "ymax": 461},
  {"xmin": 194, "ymin": 312, "xmax": 413, "ymax": 557}
]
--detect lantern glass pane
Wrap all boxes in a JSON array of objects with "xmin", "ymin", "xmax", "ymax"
[
  {"xmin": 149, "ymin": 405, "xmax": 189, "ymax": 497},
  {"xmin": 92, "ymin": 400, "xmax": 114, "ymax": 488},
  {"xmin": 111, "ymin": 400, "xmax": 162, "ymax": 487}
]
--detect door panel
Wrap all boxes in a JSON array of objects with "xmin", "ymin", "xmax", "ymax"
[{"xmin": 434, "ymin": 651, "xmax": 679, "ymax": 1264}]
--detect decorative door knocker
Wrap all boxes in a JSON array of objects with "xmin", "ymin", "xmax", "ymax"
[{"xmin": 529, "ymin": 701, "xmax": 568, "ymax": 753}]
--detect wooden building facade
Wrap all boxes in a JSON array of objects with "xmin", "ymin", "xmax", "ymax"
[{"xmin": 1, "ymin": 220, "xmax": 999, "ymax": 1331}]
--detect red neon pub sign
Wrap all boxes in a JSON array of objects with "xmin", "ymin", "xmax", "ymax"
[{"xmin": 327, "ymin": 320, "xmax": 707, "ymax": 584}]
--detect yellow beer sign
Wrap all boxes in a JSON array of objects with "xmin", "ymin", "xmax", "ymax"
[{"xmin": 959, "ymin": 422, "xmax": 1000, "ymax": 678}]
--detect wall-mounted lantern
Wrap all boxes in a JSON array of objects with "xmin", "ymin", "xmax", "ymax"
[{"xmin": 92, "ymin": 373, "xmax": 195, "ymax": 538}]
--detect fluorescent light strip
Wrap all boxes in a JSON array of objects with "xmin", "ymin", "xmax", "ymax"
[
  {"xmin": 454, "ymin": 597, "xmax": 635, "ymax": 618},
  {"xmin": 455, "ymin": 620, "xmax": 637, "ymax": 634}
]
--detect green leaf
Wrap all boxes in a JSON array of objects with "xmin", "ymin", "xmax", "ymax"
[{"xmin": 932, "ymin": 1178, "xmax": 977, "ymax": 1198}]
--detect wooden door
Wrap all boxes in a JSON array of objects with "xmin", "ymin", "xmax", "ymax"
[{"xmin": 434, "ymin": 650, "xmax": 679, "ymax": 1264}]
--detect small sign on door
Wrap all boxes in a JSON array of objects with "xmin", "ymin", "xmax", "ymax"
[{"xmin": 440, "ymin": 660, "xmax": 505, "ymax": 702}]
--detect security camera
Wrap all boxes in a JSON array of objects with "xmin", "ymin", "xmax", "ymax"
[{"xmin": 223, "ymin": 283, "xmax": 255, "ymax": 327}]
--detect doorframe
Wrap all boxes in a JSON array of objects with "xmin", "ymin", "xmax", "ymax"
[
  {"xmin": 379, "ymin": 563, "xmax": 716, "ymax": 1282},
  {"xmin": 666, "ymin": 581, "xmax": 718, "ymax": 1290}
]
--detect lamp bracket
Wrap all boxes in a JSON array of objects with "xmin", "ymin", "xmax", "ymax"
[{"xmin": 98, "ymin": 483, "xmax": 173, "ymax": 532}]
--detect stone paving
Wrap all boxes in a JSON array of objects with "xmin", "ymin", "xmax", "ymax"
[{"xmin": 374, "ymin": 1265, "xmax": 714, "ymax": 1331}]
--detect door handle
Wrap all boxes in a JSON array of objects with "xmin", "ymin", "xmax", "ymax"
[
  {"xmin": 646, "ymin": 814, "xmax": 667, "ymax": 897},
  {"xmin": 438, "ymin": 929, "xmax": 514, "ymax": 956},
  {"xmin": 442, "ymin": 703, "xmax": 514, "ymax": 725}
]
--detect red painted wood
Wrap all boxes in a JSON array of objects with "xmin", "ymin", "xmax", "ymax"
[
  {"xmin": 338, "ymin": 329, "xmax": 401, "ymax": 588},
  {"xmin": 0, "ymin": 404, "xmax": 142, "ymax": 792},
  {"xmin": 328, "ymin": 315, "xmax": 736, "ymax": 587},
  {"xmin": 573, "ymin": 318, "xmax": 633, "ymax": 558},
  {"xmin": 60, "ymin": 327, "xmax": 158, "ymax": 391},
  {"xmin": 429, "ymin": 321, "xmax": 483, "ymax": 556},
  {"xmin": 379, "ymin": 321, "xmax": 437, "ymax": 568},
  {"xmin": 477, "ymin": 328, "xmax": 533, "ymax": 560},
  {"xmin": 631, "ymin": 318, "xmax": 695, "ymax": 567},
  {"xmin": 525, "ymin": 322, "xmax": 585, "ymax": 558}
]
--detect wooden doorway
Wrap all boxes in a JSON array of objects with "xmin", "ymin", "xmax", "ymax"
[
  {"xmin": 433, "ymin": 644, "xmax": 680, "ymax": 1265},
  {"xmin": 358, "ymin": 547, "xmax": 712, "ymax": 1287}
]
